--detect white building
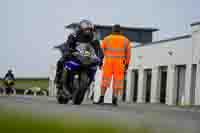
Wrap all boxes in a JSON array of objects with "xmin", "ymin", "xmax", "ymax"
[
  {"xmin": 125, "ymin": 22, "xmax": 200, "ymax": 106},
  {"xmin": 49, "ymin": 22, "xmax": 200, "ymax": 106}
]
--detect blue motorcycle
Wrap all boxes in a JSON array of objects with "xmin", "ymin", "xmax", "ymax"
[{"xmin": 55, "ymin": 42, "xmax": 100, "ymax": 105}]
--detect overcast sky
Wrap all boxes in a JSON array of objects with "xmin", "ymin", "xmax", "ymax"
[{"xmin": 0, "ymin": 0, "xmax": 200, "ymax": 77}]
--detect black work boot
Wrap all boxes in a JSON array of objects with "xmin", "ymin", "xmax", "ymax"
[
  {"xmin": 93, "ymin": 96, "xmax": 104, "ymax": 105},
  {"xmin": 112, "ymin": 96, "xmax": 118, "ymax": 106},
  {"xmin": 55, "ymin": 71, "xmax": 61, "ymax": 82},
  {"xmin": 55, "ymin": 58, "xmax": 64, "ymax": 88}
]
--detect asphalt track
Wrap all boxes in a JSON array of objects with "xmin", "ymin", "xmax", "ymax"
[{"xmin": 0, "ymin": 95, "xmax": 200, "ymax": 133}]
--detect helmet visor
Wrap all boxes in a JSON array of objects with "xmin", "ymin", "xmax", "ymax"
[{"xmin": 80, "ymin": 20, "xmax": 94, "ymax": 31}]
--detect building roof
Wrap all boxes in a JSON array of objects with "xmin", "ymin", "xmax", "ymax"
[
  {"xmin": 65, "ymin": 23, "xmax": 158, "ymax": 43},
  {"xmin": 191, "ymin": 21, "xmax": 200, "ymax": 26},
  {"xmin": 134, "ymin": 34, "xmax": 192, "ymax": 48},
  {"xmin": 65, "ymin": 23, "xmax": 158, "ymax": 32}
]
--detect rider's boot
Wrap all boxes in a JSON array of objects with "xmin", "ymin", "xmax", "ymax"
[{"xmin": 55, "ymin": 70, "xmax": 63, "ymax": 91}]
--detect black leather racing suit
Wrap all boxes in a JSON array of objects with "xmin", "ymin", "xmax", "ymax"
[
  {"xmin": 54, "ymin": 32, "xmax": 104, "ymax": 88},
  {"xmin": 3, "ymin": 72, "xmax": 15, "ymax": 94}
]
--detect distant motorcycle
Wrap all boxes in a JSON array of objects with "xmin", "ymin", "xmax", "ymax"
[
  {"xmin": 55, "ymin": 43, "xmax": 100, "ymax": 105},
  {"xmin": 3, "ymin": 77, "xmax": 16, "ymax": 95}
]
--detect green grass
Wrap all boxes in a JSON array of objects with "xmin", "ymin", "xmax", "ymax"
[
  {"xmin": 0, "ymin": 107, "xmax": 154, "ymax": 133},
  {"xmin": 0, "ymin": 79, "xmax": 49, "ymax": 90}
]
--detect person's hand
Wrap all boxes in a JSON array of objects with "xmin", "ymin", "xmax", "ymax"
[
  {"xmin": 99, "ymin": 64, "xmax": 103, "ymax": 70},
  {"xmin": 99, "ymin": 61, "xmax": 103, "ymax": 70},
  {"xmin": 99, "ymin": 66, "xmax": 102, "ymax": 70}
]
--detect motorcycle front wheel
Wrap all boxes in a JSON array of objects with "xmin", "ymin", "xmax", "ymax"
[{"xmin": 72, "ymin": 71, "xmax": 88, "ymax": 105}]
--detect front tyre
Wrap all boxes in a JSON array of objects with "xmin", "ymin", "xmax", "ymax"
[{"xmin": 72, "ymin": 72, "xmax": 88, "ymax": 105}]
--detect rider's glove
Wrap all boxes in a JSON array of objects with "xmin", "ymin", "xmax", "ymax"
[{"xmin": 99, "ymin": 61, "xmax": 103, "ymax": 70}]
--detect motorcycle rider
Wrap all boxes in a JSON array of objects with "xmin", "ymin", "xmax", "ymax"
[
  {"xmin": 54, "ymin": 20, "xmax": 104, "ymax": 91},
  {"xmin": 3, "ymin": 69, "xmax": 16, "ymax": 94},
  {"xmin": 3, "ymin": 69, "xmax": 15, "ymax": 82}
]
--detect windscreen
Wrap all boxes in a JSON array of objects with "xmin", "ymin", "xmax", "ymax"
[{"xmin": 75, "ymin": 42, "xmax": 96, "ymax": 57}]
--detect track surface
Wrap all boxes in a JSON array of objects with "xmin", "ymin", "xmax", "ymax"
[{"xmin": 0, "ymin": 95, "xmax": 200, "ymax": 133}]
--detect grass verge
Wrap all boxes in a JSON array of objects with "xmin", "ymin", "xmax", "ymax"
[
  {"xmin": 0, "ymin": 106, "xmax": 154, "ymax": 133},
  {"xmin": 0, "ymin": 79, "xmax": 48, "ymax": 90}
]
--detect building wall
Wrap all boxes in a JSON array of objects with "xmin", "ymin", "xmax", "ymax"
[
  {"xmin": 49, "ymin": 23, "xmax": 200, "ymax": 106},
  {"xmin": 191, "ymin": 23, "xmax": 200, "ymax": 105},
  {"xmin": 192, "ymin": 24, "xmax": 200, "ymax": 64},
  {"xmin": 125, "ymin": 23, "xmax": 200, "ymax": 105},
  {"xmin": 130, "ymin": 37, "xmax": 192, "ymax": 69}
]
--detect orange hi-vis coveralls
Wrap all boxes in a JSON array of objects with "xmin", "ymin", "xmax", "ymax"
[{"xmin": 101, "ymin": 34, "xmax": 131, "ymax": 95}]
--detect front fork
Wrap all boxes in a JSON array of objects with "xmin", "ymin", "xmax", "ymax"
[{"xmin": 60, "ymin": 69, "xmax": 72, "ymax": 98}]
